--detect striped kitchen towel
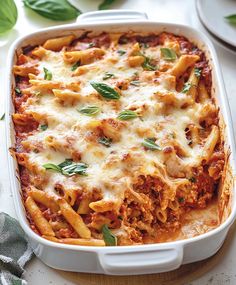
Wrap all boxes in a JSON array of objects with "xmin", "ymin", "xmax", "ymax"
[{"xmin": 0, "ymin": 213, "xmax": 33, "ymax": 285}]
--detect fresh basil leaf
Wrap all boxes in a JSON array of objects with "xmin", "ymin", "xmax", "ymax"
[
  {"xmin": 102, "ymin": 224, "xmax": 117, "ymax": 246},
  {"xmin": 117, "ymin": 50, "xmax": 126, "ymax": 56},
  {"xmin": 117, "ymin": 110, "xmax": 138, "ymax": 121},
  {"xmin": 78, "ymin": 105, "xmax": 100, "ymax": 116},
  {"xmin": 182, "ymin": 82, "xmax": 192, "ymax": 93},
  {"xmin": 23, "ymin": 0, "xmax": 81, "ymax": 21},
  {"xmin": 178, "ymin": 197, "xmax": 185, "ymax": 203},
  {"xmin": 98, "ymin": 137, "xmax": 112, "ymax": 147},
  {"xmin": 189, "ymin": 177, "xmax": 196, "ymax": 183},
  {"xmin": 0, "ymin": 0, "xmax": 18, "ymax": 33},
  {"xmin": 160, "ymin": 48, "xmax": 177, "ymax": 61},
  {"xmin": 40, "ymin": 124, "xmax": 48, "ymax": 131},
  {"xmin": 140, "ymin": 43, "xmax": 149, "ymax": 49},
  {"xmin": 62, "ymin": 162, "xmax": 88, "ymax": 176},
  {"xmin": 194, "ymin": 68, "xmax": 201, "ymax": 78},
  {"xmin": 0, "ymin": 113, "xmax": 5, "ymax": 120},
  {"xmin": 90, "ymin": 81, "xmax": 120, "ymax": 100},
  {"xmin": 142, "ymin": 138, "xmax": 161, "ymax": 150},
  {"xmin": 103, "ymin": 72, "xmax": 115, "ymax": 80},
  {"xmin": 43, "ymin": 163, "xmax": 62, "ymax": 173},
  {"xmin": 15, "ymin": 87, "xmax": 21, "ymax": 95},
  {"xmin": 44, "ymin": 159, "xmax": 88, "ymax": 176},
  {"xmin": 88, "ymin": 42, "xmax": 95, "ymax": 48},
  {"xmin": 225, "ymin": 14, "xmax": 236, "ymax": 25},
  {"xmin": 43, "ymin": 67, "xmax": 52, "ymax": 80},
  {"xmin": 142, "ymin": 56, "xmax": 157, "ymax": 71},
  {"xmin": 130, "ymin": 80, "xmax": 140, "ymax": 86},
  {"xmin": 58, "ymin": 158, "xmax": 73, "ymax": 168},
  {"xmin": 71, "ymin": 61, "xmax": 80, "ymax": 71},
  {"xmin": 137, "ymin": 52, "xmax": 156, "ymax": 71},
  {"xmin": 99, "ymin": 0, "xmax": 116, "ymax": 10}
]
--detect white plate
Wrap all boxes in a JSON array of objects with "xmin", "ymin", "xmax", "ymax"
[{"xmin": 196, "ymin": 0, "xmax": 236, "ymax": 47}]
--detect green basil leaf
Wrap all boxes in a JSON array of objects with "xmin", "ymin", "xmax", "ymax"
[
  {"xmin": 98, "ymin": 137, "xmax": 112, "ymax": 147},
  {"xmin": 102, "ymin": 224, "xmax": 117, "ymax": 246},
  {"xmin": 44, "ymin": 159, "xmax": 88, "ymax": 176},
  {"xmin": 71, "ymin": 61, "xmax": 80, "ymax": 71},
  {"xmin": 0, "ymin": 0, "xmax": 18, "ymax": 33},
  {"xmin": 40, "ymin": 124, "xmax": 48, "ymax": 131},
  {"xmin": 103, "ymin": 72, "xmax": 115, "ymax": 80},
  {"xmin": 0, "ymin": 113, "xmax": 5, "ymax": 120},
  {"xmin": 130, "ymin": 80, "xmax": 140, "ymax": 86},
  {"xmin": 142, "ymin": 138, "xmax": 161, "ymax": 150},
  {"xmin": 58, "ymin": 158, "xmax": 73, "ymax": 168},
  {"xmin": 160, "ymin": 48, "xmax": 177, "ymax": 61},
  {"xmin": 225, "ymin": 14, "xmax": 236, "ymax": 25},
  {"xmin": 117, "ymin": 50, "xmax": 126, "ymax": 56},
  {"xmin": 194, "ymin": 68, "xmax": 201, "ymax": 78},
  {"xmin": 43, "ymin": 163, "xmax": 62, "ymax": 173},
  {"xmin": 117, "ymin": 110, "xmax": 138, "ymax": 120},
  {"xmin": 189, "ymin": 177, "xmax": 196, "ymax": 183},
  {"xmin": 99, "ymin": 0, "xmax": 116, "ymax": 10},
  {"xmin": 140, "ymin": 43, "xmax": 149, "ymax": 49},
  {"xmin": 78, "ymin": 105, "xmax": 100, "ymax": 116},
  {"xmin": 88, "ymin": 42, "xmax": 95, "ymax": 48},
  {"xmin": 43, "ymin": 67, "xmax": 52, "ymax": 80},
  {"xmin": 90, "ymin": 81, "xmax": 120, "ymax": 100},
  {"xmin": 61, "ymin": 162, "xmax": 88, "ymax": 176},
  {"xmin": 142, "ymin": 56, "xmax": 157, "ymax": 71},
  {"xmin": 15, "ymin": 87, "xmax": 21, "ymax": 95},
  {"xmin": 182, "ymin": 82, "xmax": 192, "ymax": 93},
  {"xmin": 178, "ymin": 197, "xmax": 185, "ymax": 203},
  {"xmin": 23, "ymin": 0, "xmax": 81, "ymax": 21}
]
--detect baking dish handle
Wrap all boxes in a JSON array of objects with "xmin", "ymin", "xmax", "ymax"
[
  {"xmin": 77, "ymin": 10, "xmax": 148, "ymax": 23},
  {"xmin": 98, "ymin": 245, "xmax": 183, "ymax": 275}
]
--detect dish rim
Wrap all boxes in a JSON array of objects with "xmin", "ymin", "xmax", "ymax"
[{"xmin": 6, "ymin": 18, "xmax": 236, "ymax": 252}]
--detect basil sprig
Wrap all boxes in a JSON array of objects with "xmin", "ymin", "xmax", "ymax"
[
  {"xmin": 225, "ymin": 14, "xmax": 236, "ymax": 25},
  {"xmin": 117, "ymin": 110, "xmax": 138, "ymax": 121},
  {"xmin": 90, "ymin": 81, "xmax": 120, "ymax": 100},
  {"xmin": 43, "ymin": 159, "xmax": 88, "ymax": 176},
  {"xmin": 0, "ymin": 0, "xmax": 18, "ymax": 33},
  {"xmin": 103, "ymin": 72, "xmax": 115, "ymax": 80},
  {"xmin": 182, "ymin": 82, "xmax": 192, "ymax": 93},
  {"xmin": 102, "ymin": 224, "xmax": 117, "ymax": 246},
  {"xmin": 117, "ymin": 50, "xmax": 126, "ymax": 56},
  {"xmin": 142, "ymin": 138, "xmax": 161, "ymax": 150},
  {"xmin": 71, "ymin": 61, "xmax": 80, "ymax": 71},
  {"xmin": 23, "ymin": 0, "xmax": 81, "ymax": 21},
  {"xmin": 142, "ymin": 55, "xmax": 157, "ymax": 71},
  {"xmin": 78, "ymin": 105, "xmax": 100, "ymax": 116},
  {"xmin": 40, "ymin": 124, "xmax": 48, "ymax": 131},
  {"xmin": 62, "ymin": 163, "xmax": 88, "ymax": 176},
  {"xmin": 98, "ymin": 137, "xmax": 112, "ymax": 147},
  {"xmin": 15, "ymin": 87, "xmax": 21, "ymax": 95},
  {"xmin": 43, "ymin": 67, "xmax": 52, "ymax": 80},
  {"xmin": 194, "ymin": 68, "xmax": 201, "ymax": 78},
  {"xmin": 160, "ymin": 48, "xmax": 177, "ymax": 61}
]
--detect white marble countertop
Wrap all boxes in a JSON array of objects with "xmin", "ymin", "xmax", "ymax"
[{"xmin": 0, "ymin": 0, "xmax": 236, "ymax": 284}]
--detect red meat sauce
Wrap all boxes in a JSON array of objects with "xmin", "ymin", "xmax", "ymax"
[{"xmin": 15, "ymin": 32, "xmax": 219, "ymax": 242}]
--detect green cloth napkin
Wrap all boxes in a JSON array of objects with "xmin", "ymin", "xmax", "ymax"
[{"xmin": 0, "ymin": 213, "xmax": 33, "ymax": 285}]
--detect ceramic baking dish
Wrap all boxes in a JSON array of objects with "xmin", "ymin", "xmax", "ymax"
[{"xmin": 6, "ymin": 10, "xmax": 236, "ymax": 275}]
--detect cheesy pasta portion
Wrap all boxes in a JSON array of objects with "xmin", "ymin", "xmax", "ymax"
[{"xmin": 12, "ymin": 32, "xmax": 225, "ymax": 246}]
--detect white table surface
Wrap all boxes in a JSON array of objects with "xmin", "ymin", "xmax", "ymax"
[{"xmin": 0, "ymin": 0, "xmax": 236, "ymax": 284}]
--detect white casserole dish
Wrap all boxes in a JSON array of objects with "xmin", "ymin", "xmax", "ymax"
[{"xmin": 6, "ymin": 10, "xmax": 236, "ymax": 275}]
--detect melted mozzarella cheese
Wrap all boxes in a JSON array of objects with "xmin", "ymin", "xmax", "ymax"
[{"xmin": 23, "ymin": 37, "xmax": 210, "ymax": 205}]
